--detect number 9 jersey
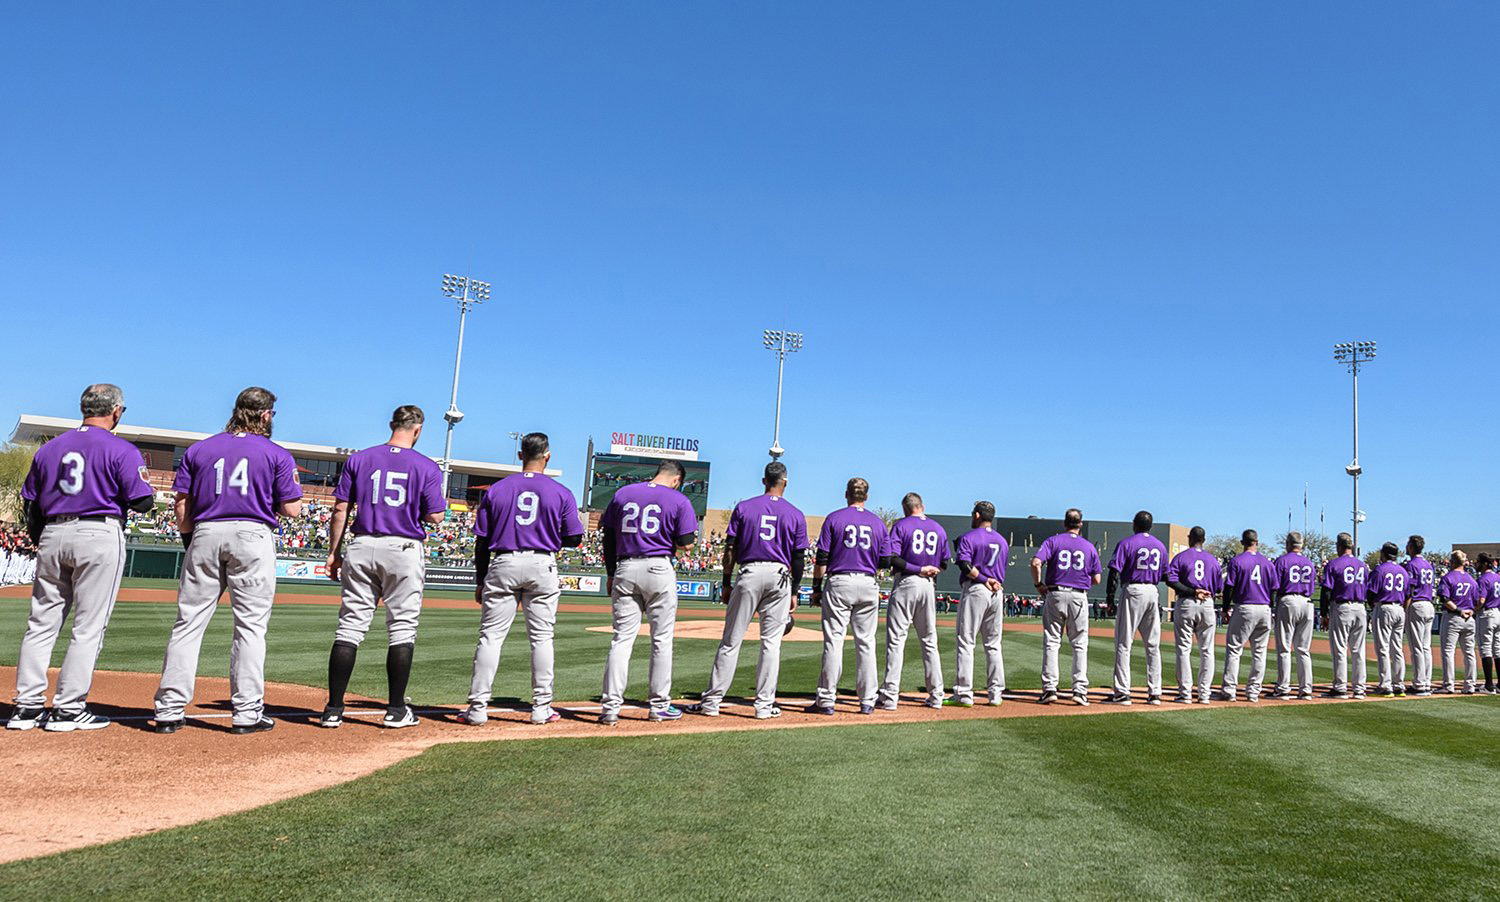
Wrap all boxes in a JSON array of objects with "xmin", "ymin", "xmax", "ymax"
[{"xmin": 473, "ymin": 471, "xmax": 584, "ymax": 554}]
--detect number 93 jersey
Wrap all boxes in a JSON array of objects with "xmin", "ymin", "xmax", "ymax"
[
  {"xmin": 1035, "ymin": 531, "xmax": 1102, "ymax": 590},
  {"xmin": 22, "ymin": 425, "xmax": 154, "ymax": 518},
  {"xmin": 174, "ymin": 431, "xmax": 303, "ymax": 528},
  {"xmin": 335, "ymin": 444, "xmax": 447, "ymax": 540},
  {"xmin": 725, "ymin": 493, "xmax": 808, "ymax": 567},
  {"xmin": 601, "ymin": 481, "xmax": 699, "ymax": 558},
  {"xmin": 473, "ymin": 471, "xmax": 583, "ymax": 554}
]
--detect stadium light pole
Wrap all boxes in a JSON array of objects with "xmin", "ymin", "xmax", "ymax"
[
  {"xmin": 763, "ymin": 329, "xmax": 803, "ymax": 460},
  {"xmin": 1332, "ymin": 340, "xmax": 1376, "ymax": 555},
  {"xmin": 438, "ymin": 273, "xmax": 490, "ymax": 498}
]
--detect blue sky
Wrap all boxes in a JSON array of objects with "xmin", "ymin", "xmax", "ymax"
[{"xmin": 3, "ymin": 3, "xmax": 1496, "ymax": 550}]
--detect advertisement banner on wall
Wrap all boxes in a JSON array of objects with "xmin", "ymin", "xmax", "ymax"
[
  {"xmin": 275, "ymin": 558, "xmax": 329, "ymax": 581},
  {"xmin": 419, "ymin": 567, "xmax": 606, "ymax": 594},
  {"xmin": 677, "ymin": 579, "xmax": 711, "ymax": 599}
]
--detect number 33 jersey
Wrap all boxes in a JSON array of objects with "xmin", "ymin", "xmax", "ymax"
[
  {"xmin": 725, "ymin": 494, "xmax": 808, "ymax": 567},
  {"xmin": 335, "ymin": 444, "xmax": 447, "ymax": 540},
  {"xmin": 473, "ymin": 471, "xmax": 583, "ymax": 554},
  {"xmin": 22, "ymin": 425, "xmax": 154, "ymax": 519},
  {"xmin": 174, "ymin": 431, "xmax": 303, "ymax": 528},
  {"xmin": 601, "ymin": 481, "xmax": 699, "ymax": 559}
]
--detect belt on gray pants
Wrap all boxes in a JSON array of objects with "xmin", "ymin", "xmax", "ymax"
[
  {"xmin": 619, "ymin": 555, "xmax": 669, "ymax": 562},
  {"xmin": 497, "ymin": 550, "xmax": 552, "ymax": 556},
  {"xmin": 46, "ymin": 515, "xmax": 121, "ymax": 525}
]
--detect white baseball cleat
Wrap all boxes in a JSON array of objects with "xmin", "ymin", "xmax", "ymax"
[
  {"xmin": 458, "ymin": 704, "xmax": 488, "ymax": 726},
  {"xmin": 5, "ymin": 708, "xmax": 46, "ymax": 731},
  {"xmin": 43, "ymin": 708, "xmax": 110, "ymax": 732},
  {"xmin": 383, "ymin": 705, "xmax": 419, "ymax": 729},
  {"xmin": 755, "ymin": 706, "xmax": 783, "ymax": 720}
]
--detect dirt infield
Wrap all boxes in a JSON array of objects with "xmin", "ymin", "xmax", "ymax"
[{"xmin": 0, "ymin": 662, "xmax": 1448, "ymax": 864}]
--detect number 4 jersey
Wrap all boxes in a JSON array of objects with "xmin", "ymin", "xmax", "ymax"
[
  {"xmin": 174, "ymin": 431, "xmax": 302, "ymax": 528},
  {"xmin": 335, "ymin": 444, "xmax": 447, "ymax": 540},
  {"xmin": 725, "ymin": 493, "xmax": 808, "ymax": 567},
  {"xmin": 22, "ymin": 425, "xmax": 154, "ymax": 519},
  {"xmin": 601, "ymin": 481, "xmax": 700, "ymax": 558}
]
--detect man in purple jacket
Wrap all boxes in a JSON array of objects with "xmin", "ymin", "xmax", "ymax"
[
  {"xmin": 1320, "ymin": 532, "xmax": 1369, "ymax": 699},
  {"xmin": 1438, "ymin": 551, "xmax": 1480, "ymax": 694},
  {"xmin": 1213, "ymin": 529, "xmax": 1278, "ymax": 702},
  {"xmin": 154, "ymin": 387, "xmax": 304, "ymax": 734},
  {"xmin": 807, "ymin": 478, "xmax": 890, "ymax": 715},
  {"xmin": 320, "ymin": 405, "xmax": 447, "ymax": 729},
  {"xmin": 950, "ymin": 501, "xmax": 1009, "ymax": 707},
  {"xmin": 1366, "ymin": 542, "xmax": 1410, "ymax": 697},
  {"xmin": 1271, "ymin": 532, "xmax": 1318, "ymax": 700},
  {"xmin": 1030, "ymin": 508, "xmax": 1101, "ymax": 705},
  {"xmin": 8, "ymin": 384, "xmax": 154, "ymax": 732},
  {"xmin": 1165, "ymin": 527, "xmax": 1223, "ymax": 705},
  {"xmin": 1403, "ymin": 536, "xmax": 1437, "ymax": 695},
  {"xmin": 877, "ymin": 492, "xmax": 949, "ymax": 710},
  {"xmin": 1104, "ymin": 511, "xmax": 1166, "ymax": 706}
]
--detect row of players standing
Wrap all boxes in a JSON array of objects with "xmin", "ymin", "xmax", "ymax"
[{"xmin": 13, "ymin": 383, "xmax": 1499, "ymax": 733}]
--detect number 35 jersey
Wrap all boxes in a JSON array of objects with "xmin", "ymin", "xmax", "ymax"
[
  {"xmin": 335, "ymin": 444, "xmax": 447, "ymax": 540},
  {"xmin": 174, "ymin": 431, "xmax": 303, "ymax": 529},
  {"xmin": 474, "ymin": 471, "xmax": 584, "ymax": 554},
  {"xmin": 817, "ymin": 506, "xmax": 889, "ymax": 576},
  {"xmin": 725, "ymin": 493, "xmax": 807, "ymax": 567},
  {"xmin": 601, "ymin": 481, "xmax": 699, "ymax": 559},
  {"xmin": 886, "ymin": 514, "xmax": 950, "ymax": 576},
  {"xmin": 22, "ymin": 425, "xmax": 154, "ymax": 519}
]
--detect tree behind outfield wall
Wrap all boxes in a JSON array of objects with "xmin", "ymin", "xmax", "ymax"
[
  {"xmin": 1276, "ymin": 531, "xmax": 1337, "ymax": 564},
  {"xmin": 0, "ymin": 443, "xmax": 38, "ymax": 523}
]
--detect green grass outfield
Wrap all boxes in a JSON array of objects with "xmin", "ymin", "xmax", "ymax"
[
  {"xmin": 1, "ymin": 701, "xmax": 1498, "ymax": 899},
  {"xmin": 2, "ymin": 587, "xmax": 1496, "ymax": 899}
]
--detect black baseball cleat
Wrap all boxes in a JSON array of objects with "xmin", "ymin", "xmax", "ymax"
[
  {"xmin": 599, "ymin": 711, "xmax": 619, "ymax": 727},
  {"xmin": 383, "ymin": 705, "xmax": 418, "ymax": 729},
  {"xmin": 1038, "ymin": 690, "xmax": 1058, "ymax": 705},
  {"xmin": 5, "ymin": 707, "xmax": 46, "ymax": 731},
  {"xmin": 858, "ymin": 704, "xmax": 874, "ymax": 715},
  {"xmin": 804, "ymin": 703, "xmax": 835, "ymax": 716},
  {"xmin": 154, "ymin": 719, "xmax": 185, "ymax": 734},
  {"xmin": 43, "ymin": 708, "xmax": 111, "ymax": 732},
  {"xmin": 231, "ymin": 716, "xmax": 275, "ymax": 734},
  {"xmin": 319, "ymin": 706, "xmax": 344, "ymax": 729},
  {"xmin": 1102, "ymin": 692, "xmax": 1132, "ymax": 706}
]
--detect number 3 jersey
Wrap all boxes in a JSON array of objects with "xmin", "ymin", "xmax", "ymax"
[
  {"xmin": 601, "ymin": 481, "xmax": 699, "ymax": 558},
  {"xmin": 725, "ymin": 493, "xmax": 808, "ymax": 567},
  {"xmin": 473, "ymin": 471, "xmax": 583, "ymax": 554},
  {"xmin": 886, "ymin": 514, "xmax": 950, "ymax": 576},
  {"xmin": 174, "ymin": 431, "xmax": 303, "ymax": 528},
  {"xmin": 954, "ymin": 526, "xmax": 1009, "ymax": 584},
  {"xmin": 335, "ymin": 444, "xmax": 447, "ymax": 540},
  {"xmin": 22, "ymin": 425, "xmax": 154, "ymax": 519},
  {"xmin": 816, "ymin": 505, "xmax": 888, "ymax": 575}
]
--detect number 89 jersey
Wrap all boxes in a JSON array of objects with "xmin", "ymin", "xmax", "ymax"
[
  {"xmin": 886, "ymin": 514, "xmax": 950, "ymax": 575},
  {"xmin": 174, "ymin": 431, "xmax": 302, "ymax": 529},
  {"xmin": 474, "ymin": 471, "xmax": 584, "ymax": 554},
  {"xmin": 335, "ymin": 444, "xmax": 447, "ymax": 540},
  {"xmin": 22, "ymin": 425, "xmax": 154, "ymax": 519}
]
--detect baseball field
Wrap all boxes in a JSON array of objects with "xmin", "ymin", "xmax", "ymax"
[{"xmin": 2, "ymin": 582, "xmax": 1498, "ymax": 900}]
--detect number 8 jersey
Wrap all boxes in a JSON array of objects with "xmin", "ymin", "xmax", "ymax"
[{"xmin": 174, "ymin": 431, "xmax": 302, "ymax": 528}]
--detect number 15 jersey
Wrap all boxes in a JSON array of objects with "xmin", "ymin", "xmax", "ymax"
[
  {"xmin": 336, "ymin": 444, "xmax": 447, "ymax": 540},
  {"xmin": 473, "ymin": 471, "xmax": 583, "ymax": 554}
]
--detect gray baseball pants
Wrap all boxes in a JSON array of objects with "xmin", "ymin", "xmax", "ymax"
[
  {"xmin": 1478, "ymin": 609, "xmax": 1500, "ymax": 658},
  {"xmin": 14, "ymin": 519, "xmax": 126, "ymax": 714},
  {"xmin": 1329, "ymin": 601, "xmax": 1369, "ymax": 694},
  {"xmin": 1041, "ymin": 588, "xmax": 1089, "ymax": 695},
  {"xmin": 469, "ymin": 551, "xmax": 560, "ymax": 720},
  {"xmin": 335, "ymin": 535, "xmax": 426, "ymax": 647},
  {"xmin": 1173, "ymin": 598, "xmax": 1216, "ymax": 701},
  {"xmin": 953, "ymin": 582, "xmax": 1005, "ymax": 703},
  {"xmin": 878, "ymin": 575, "xmax": 944, "ymax": 706},
  {"xmin": 816, "ymin": 573, "xmax": 879, "ymax": 707},
  {"xmin": 701, "ymin": 561, "xmax": 791, "ymax": 715},
  {"xmin": 1405, "ymin": 601, "xmax": 1435, "ymax": 692},
  {"xmin": 1371, "ymin": 602, "xmax": 1407, "ymax": 693},
  {"xmin": 1274, "ymin": 595, "xmax": 1314, "ymax": 695},
  {"xmin": 601, "ymin": 557, "xmax": 678, "ymax": 716},
  {"xmin": 1221, "ymin": 603, "xmax": 1272, "ymax": 698},
  {"xmin": 1439, "ymin": 611, "xmax": 1477, "ymax": 692},
  {"xmin": 1112, "ymin": 584, "xmax": 1161, "ymax": 698},
  {"xmin": 154, "ymin": 520, "xmax": 277, "ymax": 727}
]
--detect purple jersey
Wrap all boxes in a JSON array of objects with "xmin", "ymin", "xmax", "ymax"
[
  {"xmin": 1438, "ymin": 570, "xmax": 1479, "ymax": 610},
  {"xmin": 1405, "ymin": 557, "xmax": 1436, "ymax": 601},
  {"xmin": 1166, "ymin": 548, "xmax": 1225, "ymax": 595},
  {"xmin": 174, "ymin": 432, "xmax": 302, "ymax": 529},
  {"xmin": 473, "ymin": 471, "xmax": 583, "ymax": 554},
  {"xmin": 817, "ymin": 506, "xmax": 889, "ymax": 575},
  {"xmin": 335, "ymin": 444, "xmax": 446, "ymax": 541},
  {"xmin": 1226, "ymin": 551, "xmax": 1278, "ymax": 605},
  {"xmin": 1321, "ymin": 554, "xmax": 1369, "ymax": 603},
  {"xmin": 1274, "ymin": 552, "xmax": 1318, "ymax": 597},
  {"xmin": 1034, "ymin": 532, "xmax": 1102, "ymax": 590},
  {"xmin": 1109, "ymin": 532, "xmax": 1167, "ymax": 584},
  {"xmin": 1480, "ymin": 571, "xmax": 1500, "ymax": 610},
  {"xmin": 886, "ymin": 515, "xmax": 950, "ymax": 575},
  {"xmin": 601, "ymin": 481, "xmax": 699, "ymax": 559},
  {"xmin": 955, "ymin": 526, "xmax": 1009, "ymax": 583},
  {"xmin": 21, "ymin": 425, "xmax": 153, "ymax": 519},
  {"xmin": 724, "ymin": 494, "xmax": 808, "ymax": 567},
  {"xmin": 1367, "ymin": 561, "xmax": 1410, "ymax": 603}
]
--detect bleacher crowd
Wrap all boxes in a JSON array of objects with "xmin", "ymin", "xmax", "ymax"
[{"xmin": 1, "ymin": 525, "xmax": 37, "ymax": 587}]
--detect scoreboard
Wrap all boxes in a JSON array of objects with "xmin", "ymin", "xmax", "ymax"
[{"xmin": 587, "ymin": 452, "xmax": 711, "ymax": 518}]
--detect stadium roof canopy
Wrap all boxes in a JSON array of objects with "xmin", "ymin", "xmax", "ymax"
[{"xmin": 8, "ymin": 414, "xmax": 560, "ymax": 479}]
